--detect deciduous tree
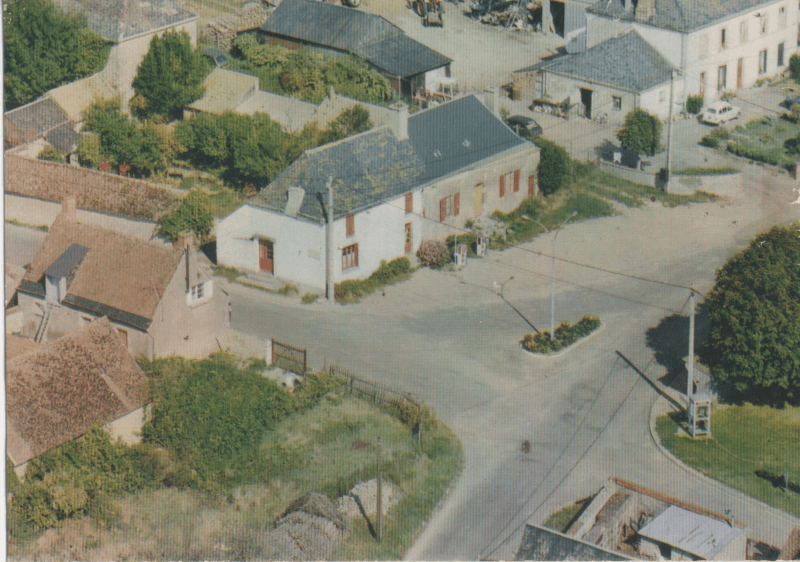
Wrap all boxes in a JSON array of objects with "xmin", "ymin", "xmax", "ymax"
[
  {"xmin": 617, "ymin": 109, "xmax": 662, "ymax": 156},
  {"xmin": 700, "ymin": 224, "xmax": 800, "ymax": 404}
]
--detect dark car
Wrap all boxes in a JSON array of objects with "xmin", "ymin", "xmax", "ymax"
[
  {"xmin": 783, "ymin": 95, "xmax": 800, "ymax": 109},
  {"xmin": 506, "ymin": 115, "xmax": 543, "ymax": 139}
]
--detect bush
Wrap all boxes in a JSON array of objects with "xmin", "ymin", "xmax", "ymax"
[
  {"xmin": 37, "ymin": 145, "xmax": 65, "ymax": 162},
  {"xmin": 278, "ymin": 283, "xmax": 298, "ymax": 295},
  {"xmin": 791, "ymin": 53, "xmax": 800, "ymax": 82},
  {"xmin": 417, "ymin": 239, "xmax": 451, "ymax": 267},
  {"xmin": 720, "ymin": 91, "xmax": 736, "ymax": 102},
  {"xmin": 700, "ymin": 126, "xmax": 731, "ymax": 148},
  {"xmin": 535, "ymin": 138, "xmax": 570, "ymax": 195},
  {"xmin": 334, "ymin": 256, "xmax": 413, "ymax": 303},
  {"xmin": 726, "ymin": 141, "xmax": 783, "ymax": 165},
  {"xmin": 301, "ymin": 293, "xmax": 318, "ymax": 304},
  {"xmin": 686, "ymin": 94, "xmax": 703, "ymax": 114},
  {"xmin": 700, "ymin": 134, "xmax": 720, "ymax": 148},
  {"xmin": 617, "ymin": 109, "xmax": 662, "ymax": 156},
  {"xmin": 157, "ymin": 189, "xmax": 214, "ymax": 242},
  {"xmin": 521, "ymin": 315, "xmax": 600, "ymax": 354},
  {"xmin": 445, "ymin": 232, "xmax": 479, "ymax": 256}
]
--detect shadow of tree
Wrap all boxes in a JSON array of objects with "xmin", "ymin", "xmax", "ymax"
[{"xmin": 755, "ymin": 469, "xmax": 800, "ymax": 494}]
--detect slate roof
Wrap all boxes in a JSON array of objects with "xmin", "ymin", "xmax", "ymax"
[
  {"xmin": 47, "ymin": 72, "xmax": 116, "ymax": 122},
  {"xmin": 45, "ymin": 123, "xmax": 81, "ymax": 154},
  {"xmin": 18, "ymin": 215, "xmax": 182, "ymax": 330},
  {"xmin": 251, "ymin": 95, "xmax": 527, "ymax": 220},
  {"xmin": 4, "ymin": 98, "xmax": 71, "ymax": 148},
  {"xmin": 586, "ymin": 0, "xmax": 777, "ymax": 33},
  {"xmin": 261, "ymin": 0, "xmax": 451, "ymax": 77},
  {"xmin": 6, "ymin": 317, "xmax": 150, "ymax": 467},
  {"xmin": 515, "ymin": 525, "xmax": 632, "ymax": 560},
  {"xmin": 537, "ymin": 30, "xmax": 673, "ymax": 92},
  {"xmin": 45, "ymin": 243, "xmax": 91, "ymax": 279},
  {"xmin": 639, "ymin": 505, "xmax": 744, "ymax": 559},
  {"xmin": 51, "ymin": 0, "xmax": 196, "ymax": 41}
]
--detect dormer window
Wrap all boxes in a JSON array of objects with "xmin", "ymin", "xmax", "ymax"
[{"xmin": 187, "ymin": 280, "xmax": 213, "ymax": 305}]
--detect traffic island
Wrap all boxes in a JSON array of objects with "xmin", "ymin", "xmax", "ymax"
[{"xmin": 521, "ymin": 315, "xmax": 603, "ymax": 357}]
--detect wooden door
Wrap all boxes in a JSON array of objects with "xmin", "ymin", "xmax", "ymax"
[
  {"xmin": 405, "ymin": 223, "xmax": 412, "ymax": 254},
  {"xmin": 259, "ymin": 239, "xmax": 274, "ymax": 274},
  {"xmin": 473, "ymin": 184, "xmax": 483, "ymax": 215},
  {"xmin": 737, "ymin": 58, "xmax": 743, "ymax": 89},
  {"xmin": 699, "ymin": 72, "xmax": 706, "ymax": 97}
]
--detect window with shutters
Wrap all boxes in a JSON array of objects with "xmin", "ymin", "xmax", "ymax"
[
  {"xmin": 779, "ymin": 5, "xmax": 787, "ymax": 28},
  {"xmin": 761, "ymin": 14, "xmax": 768, "ymax": 34},
  {"xmin": 500, "ymin": 171, "xmax": 518, "ymax": 196},
  {"xmin": 740, "ymin": 20, "xmax": 748, "ymax": 43},
  {"xmin": 346, "ymin": 214, "xmax": 355, "ymax": 237},
  {"xmin": 342, "ymin": 243, "xmax": 358, "ymax": 270},
  {"xmin": 759, "ymin": 49, "xmax": 768, "ymax": 74},
  {"xmin": 513, "ymin": 169, "xmax": 520, "ymax": 192},
  {"xmin": 439, "ymin": 193, "xmax": 460, "ymax": 220},
  {"xmin": 778, "ymin": 42, "xmax": 785, "ymax": 66},
  {"xmin": 720, "ymin": 28, "xmax": 727, "ymax": 50},
  {"xmin": 717, "ymin": 65, "xmax": 727, "ymax": 90},
  {"xmin": 405, "ymin": 192, "xmax": 413, "ymax": 213}
]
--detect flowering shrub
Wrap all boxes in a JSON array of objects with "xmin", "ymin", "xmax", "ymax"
[
  {"xmin": 522, "ymin": 315, "xmax": 601, "ymax": 354},
  {"xmin": 417, "ymin": 239, "xmax": 451, "ymax": 267}
]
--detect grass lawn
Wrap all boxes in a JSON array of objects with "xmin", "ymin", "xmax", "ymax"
[
  {"xmin": 709, "ymin": 114, "xmax": 800, "ymax": 167},
  {"xmin": 656, "ymin": 403, "xmax": 800, "ymax": 516},
  {"xmin": 491, "ymin": 166, "xmax": 717, "ymax": 248},
  {"xmin": 10, "ymin": 389, "xmax": 462, "ymax": 561},
  {"xmin": 542, "ymin": 497, "xmax": 592, "ymax": 533}
]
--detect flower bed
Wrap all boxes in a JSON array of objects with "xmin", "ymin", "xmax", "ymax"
[{"xmin": 522, "ymin": 315, "xmax": 601, "ymax": 354}]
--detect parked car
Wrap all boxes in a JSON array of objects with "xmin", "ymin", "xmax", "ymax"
[
  {"xmin": 783, "ymin": 94, "xmax": 800, "ymax": 109},
  {"xmin": 701, "ymin": 101, "xmax": 741, "ymax": 125},
  {"xmin": 507, "ymin": 115, "xmax": 543, "ymax": 139}
]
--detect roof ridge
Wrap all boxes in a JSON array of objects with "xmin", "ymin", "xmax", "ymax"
[{"xmin": 51, "ymin": 214, "xmax": 179, "ymax": 256}]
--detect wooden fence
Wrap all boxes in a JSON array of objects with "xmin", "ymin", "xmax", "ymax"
[
  {"xmin": 328, "ymin": 364, "xmax": 419, "ymax": 411},
  {"xmin": 273, "ymin": 339, "xmax": 307, "ymax": 375}
]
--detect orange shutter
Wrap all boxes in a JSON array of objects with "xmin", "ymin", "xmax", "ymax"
[
  {"xmin": 513, "ymin": 169, "xmax": 520, "ymax": 192},
  {"xmin": 453, "ymin": 193, "xmax": 460, "ymax": 216},
  {"xmin": 499, "ymin": 174, "xmax": 505, "ymax": 197},
  {"xmin": 440, "ymin": 198, "xmax": 446, "ymax": 221},
  {"xmin": 405, "ymin": 192, "xmax": 413, "ymax": 213},
  {"xmin": 346, "ymin": 214, "xmax": 355, "ymax": 236},
  {"xmin": 354, "ymin": 244, "xmax": 359, "ymax": 267},
  {"xmin": 528, "ymin": 174, "xmax": 536, "ymax": 196}
]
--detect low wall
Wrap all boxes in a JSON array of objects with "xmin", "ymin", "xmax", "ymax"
[
  {"xmin": 670, "ymin": 172, "xmax": 742, "ymax": 197},
  {"xmin": 598, "ymin": 160, "xmax": 658, "ymax": 188},
  {"xmin": 5, "ymin": 194, "xmax": 157, "ymax": 239}
]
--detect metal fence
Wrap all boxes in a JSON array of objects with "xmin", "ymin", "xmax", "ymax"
[{"xmin": 273, "ymin": 339, "xmax": 307, "ymax": 375}]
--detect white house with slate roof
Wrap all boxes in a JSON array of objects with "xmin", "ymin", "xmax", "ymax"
[
  {"xmin": 585, "ymin": 0, "xmax": 798, "ymax": 106},
  {"xmin": 216, "ymin": 95, "xmax": 539, "ymax": 292},
  {"xmin": 522, "ymin": 29, "xmax": 682, "ymax": 124}
]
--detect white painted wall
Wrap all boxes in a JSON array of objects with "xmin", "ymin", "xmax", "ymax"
[
  {"xmin": 106, "ymin": 406, "xmax": 147, "ymax": 444},
  {"xmin": 639, "ymin": 78, "xmax": 685, "ymax": 118}
]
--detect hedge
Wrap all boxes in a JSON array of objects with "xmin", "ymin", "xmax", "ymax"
[{"xmin": 522, "ymin": 315, "xmax": 601, "ymax": 354}]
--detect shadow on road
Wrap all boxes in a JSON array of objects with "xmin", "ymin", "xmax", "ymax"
[
  {"xmin": 615, "ymin": 351, "xmax": 683, "ymax": 411},
  {"xmin": 458, "ymin": 279, "xmax": 540, "ymax": 332},
  {"xmin": 644, "ymin": 305, "xmax": 709, "ymax": 394}
]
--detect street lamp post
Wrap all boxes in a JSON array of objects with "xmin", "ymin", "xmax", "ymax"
[{"xmin": 529, "ymin": 211, "xmax": 578, "ymax": 336}]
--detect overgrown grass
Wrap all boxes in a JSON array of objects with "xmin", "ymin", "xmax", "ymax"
[
  {"xmin": 9, "ymin": 377, "xmax": 463, "ymax": 561},
  {"xmin": 335, "ymin": 256, "xmax": 414, "ymax": 303},
  {"xmin": 211, "ymin": 265, "xmax": 244, "ymax": 282},
  {"xmin": 542, "ymin": 497, "xmax": 591, "ymax": 533},
  {"xmin": 208, "ymin": 188, "xmax": 244, "ymax": 218},
  {"xmin": 5, "ymin": 218, "xmax": 49, "ymax": 231},
  {"xmin": 673, "ymin": 166, "xmax": 740, "ymax": 176},
  {"xmin": 656, "ymin": 403, "xmax": 800, "ymax": 516},
  {"xmin": 717, "ymin": 115, "xmax": 800, "ymax": 167}
]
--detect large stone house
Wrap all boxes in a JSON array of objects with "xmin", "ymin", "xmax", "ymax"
[
  {"xmin": 16, "ymin": 208, "xmax": 225, "ymax": 359},
  {"xmin": 216, "ymin": 94, "xmax": 539, "ymax": 293}
]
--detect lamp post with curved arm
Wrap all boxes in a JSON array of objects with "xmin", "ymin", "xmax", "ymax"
[{"xmin": 528, "ymin": 211, "xmax": 578, "ymax": 336}]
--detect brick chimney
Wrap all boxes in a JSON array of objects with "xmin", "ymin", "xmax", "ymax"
[
  {"xmin": 174, "ymin": 230, "xmax": 196, "ymax": 251},
  {"xmin": 62, "ymin": 197, "xmax": 77, "ymax": 221}
]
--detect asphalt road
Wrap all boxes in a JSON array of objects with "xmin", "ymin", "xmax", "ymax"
[{"xmin": 222, "ymin": 165, "xmax": 800, "ymax": 559}]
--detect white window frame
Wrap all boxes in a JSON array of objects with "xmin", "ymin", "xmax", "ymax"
[{"xmin": 187, "ymin": 280, "xmax": 213, "ymax": 305}]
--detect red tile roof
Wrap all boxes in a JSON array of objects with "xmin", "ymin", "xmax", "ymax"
[{"xmin": 6, "ymin": 317, "xmax": 150, "ymax": 466}]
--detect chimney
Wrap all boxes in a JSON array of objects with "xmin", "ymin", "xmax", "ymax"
[
  {"xmin": 484, "ymin": 87, "xmax": 500, "ymax": 117},
  {"xmin": 62, "ymin": 197, "xmax": 77, "ymax": 221},
  {"xmin": 284, "ymin": 187, "xmax": 306, "ymax": 217},
  {"xmin": 389, "ymin": 103, "xmax": 409, "ymax": 141},
  {"xmin": 636, "ymin": 0, "xmax": 655, "ymax": 19},
  {"xmin": 174, "ymin": 230, "xmax": 196, "ymax": 251}
]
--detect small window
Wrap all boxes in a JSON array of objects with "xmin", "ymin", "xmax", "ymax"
[
  {"xmin": 439, "ymin": 193, "xmax": 460, "ymax": 220},
  {"xmin": 342, "ymin": 243, "xmax": 358, "ymax": 270},
  {"xmin": 779, "ymin": 42, "xmax": 786, "ymax": 66},
  {"xmin": 779, "ymin": 5, "xmax": 787, "ymax": 27},
  {"xmin": 720, "ymin": 28, "xmax": 726, "ymax": 49},
  {"xmin": 612, "ymin": 96, "xmax": 622, "ymax": 111},
  {"xmin": 759, "ymin": 49, "xmax": 768, "ymax": 74},
  {"xmin": 739, "ymin": 20, "xmax": 748, "ymax": 43},
  {"xmin": 761, "ymin": 14, "xmax": 768, "ymax": 34},
  {"xmin": 717, "ymin": 64, "xmax": 727, "ymax": 90},
  {"xmin": 346, "ymin": 214, "xmax": 355, "ymax": 237},
  {"xmin": 191, "ymin": 283, "xmax": 204, "ymax": 300},
  {"xmin": 187, "ymin": 281, "xmax": 211, "ymax": 305},
  {"xmin": 405, "ymin": 192, "xmax": 413, "ymax": 214}
]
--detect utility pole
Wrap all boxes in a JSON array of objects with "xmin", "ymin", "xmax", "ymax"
[
  {"xmin": 326, "ymin": 176, "xmax": 334, "ymax": 304},
  {"xmin": 376, "ymin": 437, "xmax": 382, "ymax": 543},
  {"xmin": 687, "ymin": 290, "xmax": 695, "ymax": 401},
  {"xmin": 665, "ymin": 69, "xmax": 676, "ymax": 193}
]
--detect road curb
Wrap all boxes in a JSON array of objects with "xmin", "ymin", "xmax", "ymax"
[
  {"xmin": 647, "ymin": 392, "xmax": 800, "ymax": 533},
  {"xmin": 520, "ymin": 322, "xmax": 605, "ymax": 359}
]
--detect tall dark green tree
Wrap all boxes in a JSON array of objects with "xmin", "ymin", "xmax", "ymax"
[
  {"xmin": 700, "ymin": 224, "xmax": 800, "ymax": 404},
  {"xmin": 617, "ymin": 109, "xmax": 662, "ymax": 156},
  {"xmin": 3, "ymin": 0, "xmax": 109, "ymax": 108},
  {"xmin": 535, "ymin": 138, "xmax": 570, "ymax": 195},
  {"xmin": 131, "ymin": 31, "xmax": 207, "ymax": 120}
]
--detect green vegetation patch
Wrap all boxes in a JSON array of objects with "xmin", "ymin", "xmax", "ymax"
[
  {"xmin": 522, "ymin": 315, "xmax": 601, "ymax": 354},
  {"xmin": 543, "ymin": 497, "xmax": 592, "ymax": 533},
  {"xmin": 673, "ymin": 166, "xmax": 739, "ymax": 176},
  {"xmin": 335, "ymin": 256, "xmax": 414, "ymax": 303},
  {"xmin": 656, "ymin": 404, "xmax": 800, "ymax": 516}
]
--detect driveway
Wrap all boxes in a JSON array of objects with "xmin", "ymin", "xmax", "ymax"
[{"xmin": 223, "ymin": 166, "xmax": 800, "ymax": 559}]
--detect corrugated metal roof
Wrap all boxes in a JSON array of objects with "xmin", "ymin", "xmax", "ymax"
[
  {"xmin": 638, "ymin": 505, "xmax": 744, "ymax": 559},
  {"xmin": 261, "ymin": 0, "xmax": 451, "ymax": 78},
  {"xmin": 251, "ymin": 95, "xmax": 527, "ymax": 220},
  {"xmin": 587, "ymin": 0, "xmax": 777, "ymax": 33},
  {"xmin": 537, "ymin": 30, "xmax": 673, "ymax": 92}
]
